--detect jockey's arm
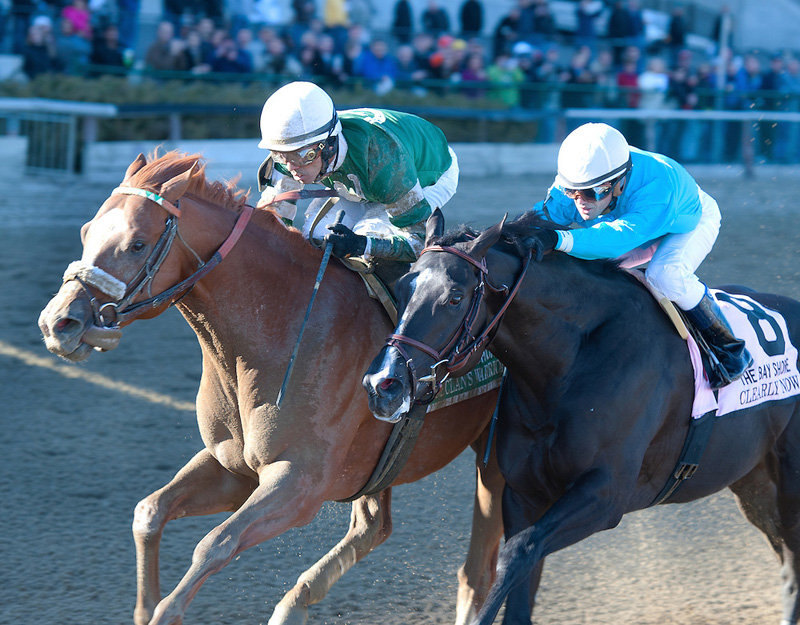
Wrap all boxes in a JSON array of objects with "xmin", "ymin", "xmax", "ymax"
[
  {"xmin": 532, "ymin": 185, "xmax": 578, "ymax": 224},
  {"xmin": 366, "ymin": 182, "xmax": 431, "ymax": 262},
  {"xmin": 357, "ymin": 145, "xmax": 434, "ymax": 261},
  {"xmin": 561, "ymin": 193, "xmax": 683, "ymax": 260},
  {"xmin": 532, "ymin": 183, "xmax": 689, "ymax": 260}
]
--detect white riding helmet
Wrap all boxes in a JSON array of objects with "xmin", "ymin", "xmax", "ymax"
[
  {"xmin": 555, "ymin": 123, "xmax": 631, "ymax": 189},
  {"xmin": 258, "ymin": 81, "xmax": 342, "ymax": 151}
]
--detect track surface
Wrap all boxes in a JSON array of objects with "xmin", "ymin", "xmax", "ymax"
[{"xmin": 3, "ymin": 167, "xmax": 798, "ymax": 625}]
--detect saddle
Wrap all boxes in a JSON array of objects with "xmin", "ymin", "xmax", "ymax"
[
  {"xmin": 627, "ymin": 268, "xmax": 746, "ymax": 391},
  {"xmin": 625, "ymin": 268, "xmax": 689, "ymax": 339}
]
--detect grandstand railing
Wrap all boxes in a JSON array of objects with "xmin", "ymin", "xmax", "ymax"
[{"xmin": 1, "ymin": 95, "xmax": 799, "ymax": 175}]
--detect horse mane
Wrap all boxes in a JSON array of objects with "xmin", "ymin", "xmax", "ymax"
[
  {"xmin": 435, "ymin": 213, "xmax": 562, "ymax": 249},
  {"xmin": 436, "ymin": 223, "xmax": 482, "ymax": 246},
  {"xmin": 502, "ymin": 212, "xmax": 627, "ymax": 276},
  {"xmin": 129, "ymin": 150, "xmax": 250, "ymax": 211}
]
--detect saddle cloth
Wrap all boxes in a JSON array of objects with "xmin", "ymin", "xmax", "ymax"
[{"xmin": 675, "ymin": 290, "xmax": 800, "ymax": 418}]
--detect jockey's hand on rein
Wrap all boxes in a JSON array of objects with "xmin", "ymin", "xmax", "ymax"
[
  {"xmin": 522, "ymin": 229, "xmax": 558, "ymax": 261},
  {"xmin": 326, "ymin": 223, "xmax": 367, "ymax": 259}
]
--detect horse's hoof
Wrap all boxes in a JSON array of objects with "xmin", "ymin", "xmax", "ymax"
[{"xmin": 267, "ymin": 605, "xmax": 309, "ymax": 625}]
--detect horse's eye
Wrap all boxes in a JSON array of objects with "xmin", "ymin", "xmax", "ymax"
[
  {"xmin": 448, "ymin": 293, "xmax": 463, "ymax": 306},
  {"xmin": 131, "ymin": 240, "xmax": 146, "ymax": 253}
]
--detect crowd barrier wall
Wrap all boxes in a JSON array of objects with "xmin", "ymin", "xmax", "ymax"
[
  {"xmin": 2, "ymin": 99, "xmax": 800, "ymax": 183},
  {"xmin": 82, "ymin": 139, "xmax": 561, "ymax": 187}
]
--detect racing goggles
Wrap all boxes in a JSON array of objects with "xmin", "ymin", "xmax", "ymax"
[
  {"xmin": 272, "ymin": 142, "xmax": 326, "ymax": 167},
  {"xmin": 564, "ymin": 182, "xmax": 615, "ymax": 202}
]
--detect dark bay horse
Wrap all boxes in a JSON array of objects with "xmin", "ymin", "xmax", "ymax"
[
  {"xmin": 363, "ymin": 209, "xmax": 800, "ymax": 625},
  {"xmin": 37, "ymin": 152, "xmax": 505, "ymax": 625}
]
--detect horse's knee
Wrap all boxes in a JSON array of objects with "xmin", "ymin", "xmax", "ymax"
[
  {"xmin": 132, "ymin": 494, "xmax": 167, "ymax": 541},
  {"xmin": 192, "ymin": 526, "xmax": 238, "ymax": 572},
  {"xmin": 351, "ymin": 494, "xmax": 392, "ymax": 547}
]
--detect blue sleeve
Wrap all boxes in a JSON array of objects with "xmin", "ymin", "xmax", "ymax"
[{"xmin": 566, "ymin": 179, "xmax": 678, "ymax": 259}]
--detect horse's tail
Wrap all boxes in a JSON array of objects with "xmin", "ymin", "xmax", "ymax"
[{"xmin": 471, "ymin": 527, "xmax": 539, "ymax": 625}]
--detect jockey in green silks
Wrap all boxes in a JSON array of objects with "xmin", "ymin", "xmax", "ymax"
[{"xmin": 256, "ymin": 81, "xmax": 459, "ymax": 262}]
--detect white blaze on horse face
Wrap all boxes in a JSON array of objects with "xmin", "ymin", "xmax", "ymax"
[
  {"xmin": 397, "ymin": 270, "xmax": 440, "ymax": 333},
  {"xmin": 369, "ymin": 348, "xmax": 412, "ymax": 423},
  {"xmin": 81, "ymin": 207, "xmax": 131, "ymax": 269}
]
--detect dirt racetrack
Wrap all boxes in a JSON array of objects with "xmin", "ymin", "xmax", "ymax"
[{"xmin": 2, "ymin": 162, "xmax": 800, "ymax": 625}]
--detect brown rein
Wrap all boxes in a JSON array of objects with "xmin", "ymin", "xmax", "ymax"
[
  {"xmin": 386, "ymin": 244, "xmax": 531, "ymax": 403},
  {"xmin": 106, "ymin": 202, "xmax": 254, "ymax": 326},
  {"xmin": 75, "ymin": 186, "xmax": 337, "ymax": 329},
  {"xmin": 106, "ymin": 188, "xmax": 339, "ymax": 326}
]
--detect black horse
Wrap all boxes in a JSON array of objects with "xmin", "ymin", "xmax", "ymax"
[{"xmin": 362, "ymin": 209, "xmax": 800, "ymax": 625}]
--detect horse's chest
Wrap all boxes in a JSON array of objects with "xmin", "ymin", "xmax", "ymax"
[
  {"xmin": 196, "ymin": 400, "xmax": 284, "ymax": 476},
  {"xmin": 498, "ymin": 417, "xmax": 596, "ymax": 498},
  {"xmin": 195, "ymin": 400, "xmax": 248, "ymax": 469}
]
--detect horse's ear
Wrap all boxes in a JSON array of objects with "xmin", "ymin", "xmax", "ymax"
[
  {"xmin": 425, "ymin": 208, "xmax": 445, "ymax": 246},
  {"xmin": 465, "ymin": 214, "xmax": 507, "ymax": 260},
  {"xmin": 160, "ymin": 162, "xmax": 198, "ymax": 202},
  {"xmin": 123, "ymin": 153, "xmax": 147, "ymax": 182}
]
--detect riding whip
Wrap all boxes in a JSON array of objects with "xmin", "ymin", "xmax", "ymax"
[{"xmin": 276, "ymin": 209, "xmax": 345, "ymax": 408}]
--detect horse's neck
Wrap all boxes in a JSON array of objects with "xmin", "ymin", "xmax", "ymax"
[
  {"xmin": 490, "ymin": 251, "xmax": 639, "ymax": 384},
  {"xmin": 175, "ymin": 201, "xmax": 363, "ymax": 373}
]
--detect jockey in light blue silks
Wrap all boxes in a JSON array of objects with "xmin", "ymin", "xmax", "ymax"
[
  {"xmin": 256, "ymin": 81, "xmax": 458, "ymax": 263},
  {"xmin": 530, "ymin": 122, "xmax": 752, "ymax": 388}
]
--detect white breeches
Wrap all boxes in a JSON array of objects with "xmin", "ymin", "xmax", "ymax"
[
  {"xmin": 303, "ymin": 147, "xmax": 460, "ymax": 249},
  {"xmin": 644, "ymin": 188, "xmax": 721, "ymax": 310}
]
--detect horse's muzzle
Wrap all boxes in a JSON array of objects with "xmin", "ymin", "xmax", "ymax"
[
  {"xmin": 38, "ymin": 285, "xmax": 123, "ymax": 361},
  {"xmin": 362, "ymin": 346, "xmax": 413, "ymax": 423}
]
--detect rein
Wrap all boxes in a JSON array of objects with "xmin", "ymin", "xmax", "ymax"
[
  {"xmin": 386, "ymin": 244, "xmax": 531, "ymax": 404},
  {"xmin": 63, "ymin": 185, "xmax": 256, "ymax": 329}
]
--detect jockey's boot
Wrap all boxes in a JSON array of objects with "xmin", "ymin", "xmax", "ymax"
[{"xmin": 684, "ymin": 290, "xmax": 753, "ymax": 389}]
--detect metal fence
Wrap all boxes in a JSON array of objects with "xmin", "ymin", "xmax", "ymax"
[
  {"xmin": 0, "ymin": 99, "xmax": 117, "ymax": 174},
  {"xmin": 1, "ymin": 96, "xmax": 800, "ymax": 176}
]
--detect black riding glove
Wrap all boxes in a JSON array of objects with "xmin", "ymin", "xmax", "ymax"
[
  {"xmin": 325, "ymin": 223, "xmax": 368, "ymax": 259},
  {"xmin": 523, "ymin": 229, "xmax": 558, "ymax": 261}
]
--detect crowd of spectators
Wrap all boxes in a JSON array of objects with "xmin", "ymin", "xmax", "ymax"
[{"xmin": 3, "ymin": 0, "xmax": 800, "ymax": 162}]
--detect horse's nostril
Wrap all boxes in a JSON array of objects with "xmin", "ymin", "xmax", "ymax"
[
  {"xmin": 378, "ymin": 378, "xmax": 396, "ymax": 391},
  {"xmin": 54, "ymin": 317, "xmax": 80, "ymax": 335}
]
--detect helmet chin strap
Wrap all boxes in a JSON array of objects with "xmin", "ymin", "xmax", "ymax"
[
  {"xmin": 612, "ymin": 177, "xmax": 625, "ymax": 198},
  {"xmin": 602, "ymin": 169, "xmax": 630, "ymax": 215},
  {"xmin": 315, "ymin": 133, "xmax": 346, "ymax": 182}
]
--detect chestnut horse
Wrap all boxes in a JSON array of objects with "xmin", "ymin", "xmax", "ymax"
[
  {"xmin": 364, "ymin": 209, "xmax": 800, "ymax": 625},
  {"xmin": 38, "ymin": 152, "xmax": 504, "ymax": 625}
]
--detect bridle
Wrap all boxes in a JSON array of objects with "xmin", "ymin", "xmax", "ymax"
[
  {"xmin": 385, "ymin": 244, "xmax": 530, "ymax": 404},
  {"xmin": 62, "ymin": 185, "xmax": 254, "ymax": 330}
]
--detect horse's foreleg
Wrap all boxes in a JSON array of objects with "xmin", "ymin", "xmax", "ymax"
[
  {"xmin": 132, "ymin": 449, "xmax": 256, "ymax": 625},
  {"xmin": 268, "ymin": 490, "xmax": 393, "ymax": 625},
  {"xmin": 148, "ymin": 459, "xmax": 326, "ymax": 625},
  {"xmin": 455, "ymin": 434, "xmax": 505, "ymax": 625},
  {"xmin": 474, "ymin": 468, "xmax": 622, "ymax": 625}
]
